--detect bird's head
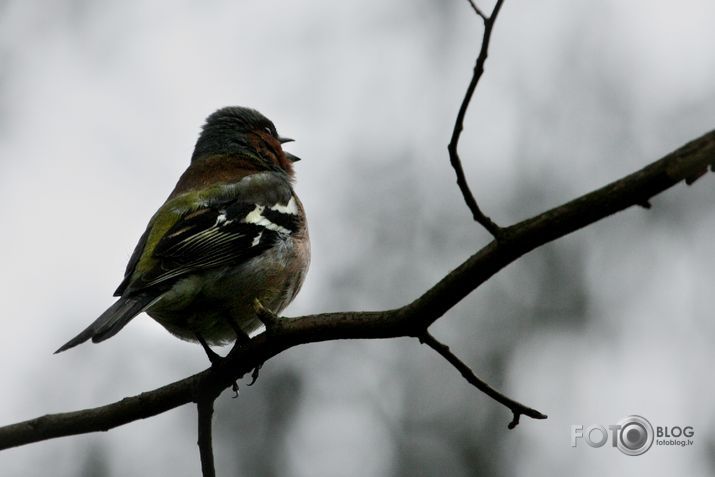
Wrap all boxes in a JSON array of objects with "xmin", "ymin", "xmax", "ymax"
[{"xmin": 191, "ymin": 106, "xmax": 299, "ymax": 176}]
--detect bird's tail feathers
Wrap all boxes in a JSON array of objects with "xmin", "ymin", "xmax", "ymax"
[{"xmin": 54, "ymin": 294, "xmax": 158, "ymax": 354}]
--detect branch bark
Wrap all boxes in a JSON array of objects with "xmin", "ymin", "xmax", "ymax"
[{"xmin": 1, "ymin": 128, "xmax": 713, "ymax": 450}]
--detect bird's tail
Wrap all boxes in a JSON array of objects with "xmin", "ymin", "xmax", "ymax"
[{"xmin": 54, "ymin": 294, "xmax": 157, "ymax": 354}]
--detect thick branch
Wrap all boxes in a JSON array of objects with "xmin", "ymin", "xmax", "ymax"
[
  {"xmin": 0, "ymin": 129, "xmax": 713, "ymax": 450},
  {"xmin": 448, "ymin": 0, "xmax": 505, "ymax": 237}
]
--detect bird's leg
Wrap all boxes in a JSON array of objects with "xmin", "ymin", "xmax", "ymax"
[
  {"xmin": 245, "ymin": 298, "xmax": 282, "ymax": 385},
  {"xmin": 221, "ymin": 316, "xmax": 263, "ymax": 386},
  {"xmin": 195, "ymin": 332, "xmax": 223, "ymax": 367},
  {"xmin": 196, "ymin": 332, "xmax": 241, "ymax": 397},
  {"xmin": 224, "ymin": 317, "xmax": 251, "ymax": 346}
]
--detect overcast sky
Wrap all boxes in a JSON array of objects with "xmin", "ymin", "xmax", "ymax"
[{"xmin": 1, "ymin": 1, "xmax": 714, "ymax": 476}]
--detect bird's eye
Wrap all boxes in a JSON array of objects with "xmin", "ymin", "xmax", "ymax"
[{"xmin": 263, "ymin": 126, "xmax": 274, "ymax": 136}]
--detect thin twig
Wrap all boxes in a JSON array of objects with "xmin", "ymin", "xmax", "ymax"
[
  {"xmin": 419, "ymin": 331, "xmax": 546, "ymax": 429},
  {"xmin": 466, "ymin": 0, "xmax": 488, "ymax": 22},
  {"xmin": 197, "ymin": 398, "xmax": 216, "ymax": 477},
  {"xmin": 448, "ymin": 0, "xmax": 506, "ymax": 238}
]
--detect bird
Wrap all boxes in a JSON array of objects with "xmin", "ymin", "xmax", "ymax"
[{"xmin": 55, "ymin": 106, "xmax": 310, "ymax": 359}]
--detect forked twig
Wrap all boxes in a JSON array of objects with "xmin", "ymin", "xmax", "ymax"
[
  {"xmin": 466, "ymin": 0, "xmax": 488, "ymax": 21},
  {"xmin": 420, "ymin": 331, "xmax": 547, "ymax": 429}
]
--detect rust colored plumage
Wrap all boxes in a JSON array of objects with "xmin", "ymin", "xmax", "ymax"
[{"xmin": 169, "ymin": 155, "xmax": 260, "ymax": 199}]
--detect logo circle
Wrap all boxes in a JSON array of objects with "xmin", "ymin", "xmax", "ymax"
[{"xmin": 617, "ymin": 415, "xmax": 654, "ymax": 456}]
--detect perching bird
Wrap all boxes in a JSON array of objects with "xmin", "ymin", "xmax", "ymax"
[{"xmin": 55, "ymin": 106, "xmax": 310, "ymax": 357}]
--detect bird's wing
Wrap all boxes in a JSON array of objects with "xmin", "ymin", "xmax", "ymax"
[{"xmin": 115, "ymin": 173, "xmax": 300, "ymax": 296}]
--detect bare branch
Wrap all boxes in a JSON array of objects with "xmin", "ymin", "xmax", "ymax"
[
  {"xmin": 448, "ymin": 0, "xmax": 506, "ymax": 238},
  {"xmin": 419, "ymin": 332, "xmax": 546, "ymax": 429},
  {"xmin": 197, "ymin": 398, "xmax": 217, "ymax": 477},
  {"xmin": 466, "ymin": 0, "xmax": 488, "ymax": 22},
  {"xmin": 0, "ymin": 129, "xmax": 712, "ymax": 450},
  {"xmin": 0, "ymin": 377, "xmax": 196, "ymax": 449}
]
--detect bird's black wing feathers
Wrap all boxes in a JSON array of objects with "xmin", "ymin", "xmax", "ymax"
[
  {"xmin": 153, "ymin": 202, "xmax": 275, "ymax": 270},
  {"xmin": 114, "ymin": 173, "xmax": 299, "ymax": 296},
  {"xmin": 126, "ymin": 197, "xmax": 299, "ymax": 293}
]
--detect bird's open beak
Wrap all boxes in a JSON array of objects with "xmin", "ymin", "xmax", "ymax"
[{"xmin": 279, "ymin": 136, "xmax": 300, "ymax": 161}]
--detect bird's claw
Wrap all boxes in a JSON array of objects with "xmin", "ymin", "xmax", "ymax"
[{"xmin": 247, "ymin": 363, "xmax": 263, "ymax": 386}]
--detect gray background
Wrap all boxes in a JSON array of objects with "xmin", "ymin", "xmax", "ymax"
[{"xmin": 0, "ymin": 0, "xmax": 714, "ymax": 475}]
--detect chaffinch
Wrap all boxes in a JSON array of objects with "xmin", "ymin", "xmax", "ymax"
[{"xmin": 56, "ymin": 106, "xmax": 310, "ymax": 356}]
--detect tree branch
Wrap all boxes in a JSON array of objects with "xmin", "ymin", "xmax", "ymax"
[
  {"xmin": 1, "ymin": 129, "xmax": 713, "ymax": 450},
  {"xmin": 466, "ymin": 0, "xmax": 488, "ymax": 22},
  {"xmin": 419, "ymin": 332, "xmax": 546, "ymax": 429},
  {"xmin": 448, "ymin": 0, "xmax": 506, "ymax": 238},
  {"xmin": 197, "ymin": 397, "xmax": 217, "ymax": 477}
]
